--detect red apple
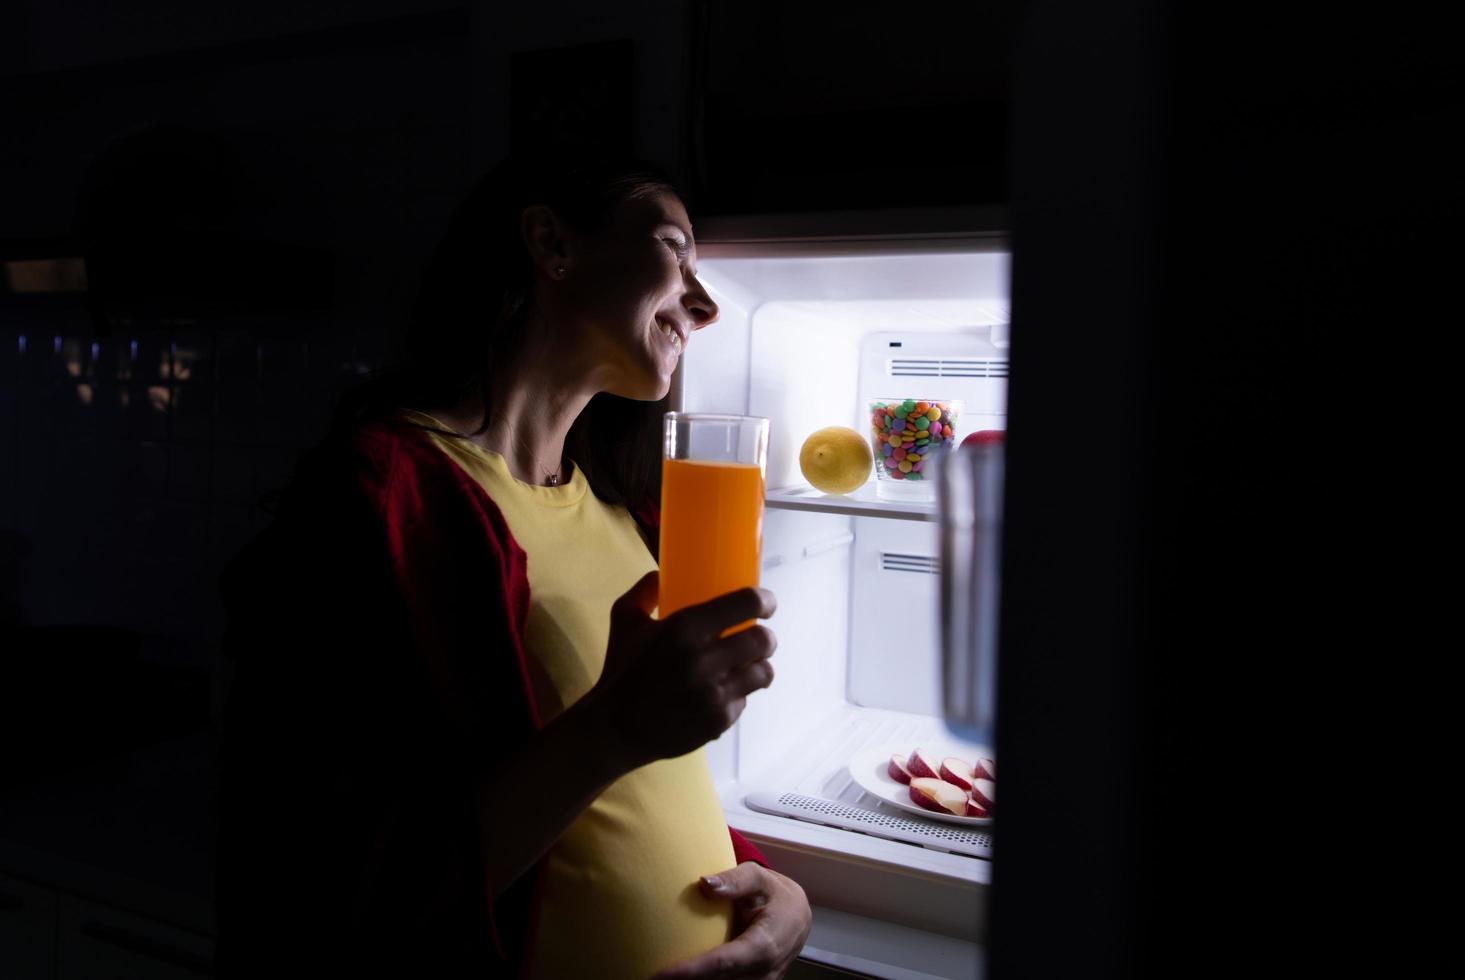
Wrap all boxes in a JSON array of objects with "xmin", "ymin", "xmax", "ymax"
[
  {"xmin": 907, "ymin": 749, "xmax": 942, "ymax": 781},
  {"xmin": 971, "ymin": 778, "xmax": 996, "ymax": 810},
  {"xmin": 939, "ymin": 757, "xmax": 976, "ymax": 792},
  {"xmin": 961, "ymin": 430, "xmax": 1005, "ymax": 448},
  {"xmin": 975, "ymin": 757, "xmax": 996, "ymax": 781},
  {"xmin": 888, "ymin": 754, "xmax": 914, "ymax": 784},
  {"xmin": 909, "ymin": 777, "xmax": 967, "ymax": 816},
  {"xmin": 965, "ymin": 796, "xmax": 989, "ymax": 818}
]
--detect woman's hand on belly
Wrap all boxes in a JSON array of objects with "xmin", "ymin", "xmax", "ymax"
[{"xmin": 648, "ymin": 861, "xmax": 812, "ymax": 980}]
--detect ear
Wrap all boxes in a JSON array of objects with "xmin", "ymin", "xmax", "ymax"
[{"xmin": 520, "ymin": 204, "xmax": 571, "ymax": 278}]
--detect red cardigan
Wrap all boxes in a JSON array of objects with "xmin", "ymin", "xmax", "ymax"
[{"xmin": 214, "ymin": 414, "xmax": 767, "ymax": 979}]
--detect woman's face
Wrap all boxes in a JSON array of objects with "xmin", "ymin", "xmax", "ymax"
[{"xmin": 551, "ymin": 189, "xmax": 719, "ymax": 401}]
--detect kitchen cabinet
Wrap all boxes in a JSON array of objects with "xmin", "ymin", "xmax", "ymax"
[
  {"xmin": 0, "ymin": 872, "xmax": 58, "ymax": 980},
  {"xmin": 57, "ymin": 897, "xmax": 214, "ymax": 980},
  {"xmin": 1, "ymin": 730, "xmax": 218, "ymax": 978},
  {"xmin": 2, "ymin": 875, "xmax": 216, "ymax": 980}
]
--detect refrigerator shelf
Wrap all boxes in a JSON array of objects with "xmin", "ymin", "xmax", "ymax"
[
  {"xmin": 746, "ymin": 791, "xmax": 992, "ymax": 858},
  {"xmin": 766, "ymin": 483, "xmax": 938, "ymax": 523},
  {"xmin": 733, "ymin": 703, "xmax": 992, "ymax": 861}
]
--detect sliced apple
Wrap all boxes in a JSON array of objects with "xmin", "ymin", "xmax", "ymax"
[
  {"xmin": 907, "ymin": 748, "xmax": 943, "ymax": 781},
  {"xmin": 971, "ymin": 777, "xmax": 996, "ymax": 810},
  {"xmin": 909, "ymin": 777, "xmax": 967, "ymax": 816},
  {"xmin": 939, "ymin": 757, "xmax": 976, "ymax": 792},
  {"xmin": 965, "ymin": 795, "xmax": 989, "ymax": 818},
  {"xmin": 975, "ymin": 757, "xmax": 996, "ymax": 781},
  {"xmin": 888, "ymin": 754, "xmax": 914, "ymax": 784}
]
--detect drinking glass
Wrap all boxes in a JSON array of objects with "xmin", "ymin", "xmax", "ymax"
[{"xmin": 659, "ymin": 413, "xmax": 770, "ymax": 635}]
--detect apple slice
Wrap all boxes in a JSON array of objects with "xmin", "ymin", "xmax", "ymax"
[
  {"xmin": 965, "ymin": 795, "xmax": 989, "ymax": 818},
  {"xmin": 909, "ymin": 777, "xmax": 967, "ymax": 816},
  {"xmin": 940, "ymin": 757, "xmax": 976, "ymax": 792},
  {"xmin": 907, "ymin": 748, "xmax": 943, "ymax": 781},
  {"xmin": 971, "ymin": 777, "xmax": 996, "ymax": 810},
  {"xmin": 975, "ymin": 757, "xmax": 996, "ymax": 781},
  {"xmin": 888, "ymin": 754, "xmax": 914, "ymax": 784}
]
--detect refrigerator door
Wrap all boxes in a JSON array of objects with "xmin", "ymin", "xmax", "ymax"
[{"xmin": 938, "ymin": 442, "xmax": 1004, "ymax": 747}]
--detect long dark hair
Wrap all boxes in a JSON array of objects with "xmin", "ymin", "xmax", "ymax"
[{"xmin": 327, "ymin": 153, "xmax": 681, "ymax": 510}]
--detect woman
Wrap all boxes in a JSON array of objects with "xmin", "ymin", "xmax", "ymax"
[{"xmin": 214, "ymin": 154, "xmax": 812, "ymax": 979}]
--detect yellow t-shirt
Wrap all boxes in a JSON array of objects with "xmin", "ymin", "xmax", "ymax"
[{"xmin": 398, "ymin": 410, "xmax": 736, "ymax": 979}]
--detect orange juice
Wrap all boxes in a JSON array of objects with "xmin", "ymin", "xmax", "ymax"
[{"xmin": 658, "ymin": 458, "xmax": 765, "ymax": 633}]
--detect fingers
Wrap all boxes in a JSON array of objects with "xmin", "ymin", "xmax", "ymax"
[
  {"xmin": 719, "ymin": 652, "xmax": 775, "ymax": 702},
  {"xmin": 701, "ymin": 861, "xmax": 769, "ymax": 901},
  {"xmin": 669, "ymin": 586, "xmax": 776, "ymax": 643},
  {"xmin": 656, "ymin": 866, "xmax": 802, "ymax": 980},
  {"xmin": 613, "ymin": 569, "xmax": 660, "ymax": 619},
  {"xmin": 706, "ymin": 623, "xmax": 777, "ymax": 679},
  {"xmin": 648, "ymin": 929, "xmax": 777, "ymax": 980}
]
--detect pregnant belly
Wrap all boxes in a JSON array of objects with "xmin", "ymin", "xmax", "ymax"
[{"xmin": 525, "ymin": 752, "xmax": 737, "ymax": 980}]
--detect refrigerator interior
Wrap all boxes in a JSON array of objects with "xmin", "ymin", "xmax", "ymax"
[{"xmin": 677, "ymin": 241, "xmax": 1009, "ymax": 973}]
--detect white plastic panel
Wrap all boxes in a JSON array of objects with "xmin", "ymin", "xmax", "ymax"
[
  {"xmin": 693, "ymin": 247, "xmax": 1010, "ymax": 306},
  {"xmin": 859, "ymin": 331, "xmax": 1009, "ymax": 441},
  {"xmin": 802, "ymin": 906, "xmax": 984, "ymax": 980},
  {"xmin": 677, "ymin": 279, "xmax": 753, "ymax": 415},
  {"xmin": 686, "ymin": 244, "xmax": 1009, "ymax": 439},
  {"xmin": 849, "ymin": 517, "xmax": 944, "ymax": 714},
  {"xmin": 747, "ymin": 303, "xmax": 865, "ymax": 492},
  {"xmin": 723, "ymin": 506, "xmax": 854, "ymax": 789}
]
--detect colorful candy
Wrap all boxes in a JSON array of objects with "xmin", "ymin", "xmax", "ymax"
[{"xmin": 868, "ymin": 398, "xmax": 961, "ymax": 484}]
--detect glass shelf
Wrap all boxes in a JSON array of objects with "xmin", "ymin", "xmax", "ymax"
[{"xmin": 765, "ymin": 481, "xmax": 938, "ymax": 523}]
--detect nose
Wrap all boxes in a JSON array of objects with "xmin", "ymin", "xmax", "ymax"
[{"xmin": 683, "ymin": 276, "xmax": 719, "ymax": 330}]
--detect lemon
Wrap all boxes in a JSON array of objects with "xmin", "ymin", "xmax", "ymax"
[{"xmin": 799, "ymin": 426, "xmax": 873, "ymax": 495}]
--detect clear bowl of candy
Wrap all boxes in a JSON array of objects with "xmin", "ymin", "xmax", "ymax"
[{"xmin": 868, "ymin": 397, "xmax": 963, "ymax": 500}]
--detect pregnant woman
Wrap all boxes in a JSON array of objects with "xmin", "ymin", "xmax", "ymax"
[{"xmin": 214, "ymin": 153, "xmax": 812, "ymax": 978}]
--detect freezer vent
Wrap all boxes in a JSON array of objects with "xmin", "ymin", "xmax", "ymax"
[
  {"xmin": 746, "ymin": 792, "xmax": 993, "ymax": 857},
  {"xmin": 889, "ymin": 357, "xmax": 1008, "ymax": 379},
  {"xmin": 882, "ymin": 553, "xmax": 939, "ymax": 576}
]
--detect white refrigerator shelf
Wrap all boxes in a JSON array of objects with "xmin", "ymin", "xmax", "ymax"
[
  {"xmin": 720, "ymin": 702, "xmax": 992, "ymax": 871},
  {"xmin": 766, "ymin": 482, "xmax": 939, "ymax": 523},
  {"xmin": 731, "ymin": 703, "xmax": 992, "ymax": 860},
  {"xmin": 744, "ymin": 791, "xmax": 991, "ymax": 859}
]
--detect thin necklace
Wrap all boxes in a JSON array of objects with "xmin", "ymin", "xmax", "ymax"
[
  {"xmin": 506, "ymin": 431, "xmax": 567, "ymax": 486},
  {"xmin": 413, "ymin": 409, "xmax": 565, "ymax": 486}
]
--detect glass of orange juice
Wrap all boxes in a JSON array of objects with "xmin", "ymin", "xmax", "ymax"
[{"xmin": 658, "ymin": 413, "xmax": 770, "ymax": 635}]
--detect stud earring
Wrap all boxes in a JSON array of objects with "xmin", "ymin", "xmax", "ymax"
[{"xmin": 555, "ymin": 266, "xmax": 567, "ymax": 278}]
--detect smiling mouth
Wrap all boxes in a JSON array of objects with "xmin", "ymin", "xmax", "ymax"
[{"xmin": 655, "ymin": 318, "xmax": 684, "ymax": 355}]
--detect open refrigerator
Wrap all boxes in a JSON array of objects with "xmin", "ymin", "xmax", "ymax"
[{"xmin": 677, "ymin": 234, "xmax": 1009, "ymax": 980}]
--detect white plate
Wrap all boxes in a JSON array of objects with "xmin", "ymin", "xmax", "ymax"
[{"xmin": 847, "ymin": 741, "xmax": 995, "ymax": 827}]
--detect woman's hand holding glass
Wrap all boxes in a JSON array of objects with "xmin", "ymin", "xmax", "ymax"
[{"xmin": 586, "ymin": 569, "xmax": 777, "ymax": 769}]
